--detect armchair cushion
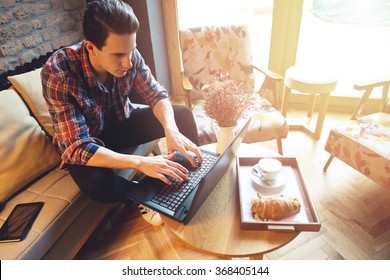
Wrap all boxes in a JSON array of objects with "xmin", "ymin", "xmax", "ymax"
[
  {"xmin": 325, "ymin": 112, "xmax": 390, "ymax": 187},
  {"xmin": 193, "ymin": 96, "xmax": 288, "ymax": 146},
  {"xmin": 192, "ymin": 101, "xmax": 218, "ymax": 145},
  {"xmin": 244, "ymin": 97, "xmax": 289, "ymax": 143}
]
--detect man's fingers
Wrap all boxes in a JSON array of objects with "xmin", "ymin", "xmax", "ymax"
[
  {"xmin": 156, "ymin": 174, "xmax": 172, "ymax": 185},
  {"xmin": 185, "ymin": 144, "xmax": 203, "ymax": 165},
  {"xmin": 165, "ymin": 168, "xmax": 188, "ymax": 182},
  {"xmin": 163, "ymin": 153, "xmax": 189, "ymax": 174},
  {"xmin": 192, "ymin": 146, "xmax": 203, "ymax": 164},
  {"xmin": 156, "ymin": 167, "xmax": 189, "ymax": 185},
  {"xmin": 180, "ymin": 149, "xmax": 197, "ymax": 167},
  {"xmin": 153, "ymin": 157, "xmax": 190, "ymax": 184}
]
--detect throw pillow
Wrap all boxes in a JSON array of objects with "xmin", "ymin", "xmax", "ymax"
[
  {"xmin": 0, "ymin": 89, "xmax": 60, "ymax": 205},
  {"xmin": 7, "ymin": 68, "xmax": 54, "ymax": 137}
]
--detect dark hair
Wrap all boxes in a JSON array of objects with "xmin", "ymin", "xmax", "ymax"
[{"xmin": 83, "ymin": 0, "xmax": 139, "ymax": 49}]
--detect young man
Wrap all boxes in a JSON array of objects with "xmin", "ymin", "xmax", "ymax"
[{"xmin": 41, "ymin": 0, "xmax": 202, "ymax": 225}]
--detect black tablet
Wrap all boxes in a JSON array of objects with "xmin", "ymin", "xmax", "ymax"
[{"xmin": 0, "ymin": 202, "xmax": 44, "ymax": 242}]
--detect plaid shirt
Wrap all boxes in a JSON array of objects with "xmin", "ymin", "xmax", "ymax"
[{"xmin": 41, "ymin": 41, "xmax": 168, "ymax": 168}]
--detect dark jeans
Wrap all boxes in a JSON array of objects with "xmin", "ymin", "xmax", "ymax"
[{"xmin": 68, "ymin": 105, "xmax": 199, "ymax": 204}]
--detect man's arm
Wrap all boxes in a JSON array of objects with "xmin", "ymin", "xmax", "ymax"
[
  {"xmin": 130, "ymin": 49, "xmax": 201, "ymax": 165},
  {"xmin": 87, "ymin": 98, "xmax": 202, "ymax": 182},
  {"xmin": 86, "ymin": 146, "xmax": 188, "ymax": 185},
  {"xmin": 151, "ymin": 99, "xmax": 202, "ymax": 167}
]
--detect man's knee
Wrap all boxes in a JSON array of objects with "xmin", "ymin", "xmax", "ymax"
[
  {"xmin": 69, "ymin": 165, "xmax": 117, "ymax": 203},
  {"xmin": 84, "ymin": 173, "xmax": 114, "ymax": 202},
  {"xmin": 173, "ymin": 104, "xmax": 193, "ymax": 119}
]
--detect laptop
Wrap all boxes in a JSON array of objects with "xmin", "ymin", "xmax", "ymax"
[{"xmin": 126, "ymin": 117, "xmax": 251, "ymax": 224}]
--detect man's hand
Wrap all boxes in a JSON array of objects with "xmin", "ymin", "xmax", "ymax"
[
  {"xmin": 165, "ymin": 128, "xmax": 203, "ymax": 168},
  {"xmin": 86, "ymin": 146, "xmax": 191, "ymax": 185},
  {"xmin": 152, "ymin": 99, "xmax": 203, "ymax": 168},
  {"xmin": 138, "ymin": 152, "xmax": 189, "ymax": 185}
]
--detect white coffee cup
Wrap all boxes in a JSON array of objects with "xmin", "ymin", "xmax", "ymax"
[{"xmin": 252, "ymin": 158, "xmax": 282, "ymax": 181}]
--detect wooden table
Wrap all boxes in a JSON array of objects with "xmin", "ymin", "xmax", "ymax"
[
  {"xmin": 281, "ymin": 66, "xmax": 338, "ymax": 140},
  {"xmin": 161, "ymin": 144, "xmax": 299, "ymax": 259}
]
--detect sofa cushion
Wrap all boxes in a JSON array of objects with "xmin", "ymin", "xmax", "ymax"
[
  {"xmin": 0, "ymin": 167, "xmax": 109, "ymax": 259},
  {"xmin": 7, "ymin": 68, "xmax": 54, "ymax": 137},
  {"xmin": 0, "ymin": 89, "xmax": 60, "ymax": 205}
]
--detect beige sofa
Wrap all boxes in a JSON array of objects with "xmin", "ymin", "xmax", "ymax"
[{"xmin": 0, "ymin": 68, "xmax": 156, "ymax": 259}]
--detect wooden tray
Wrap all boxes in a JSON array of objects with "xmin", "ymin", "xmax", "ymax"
[{"xmin": 237, "ymin": 156, "xmax": 321, "ymax": 232}]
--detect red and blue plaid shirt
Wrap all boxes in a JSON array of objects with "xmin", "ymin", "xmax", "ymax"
[{"xmin": 41, "ymin": 41, "xmax": 168, "ymax": 168}]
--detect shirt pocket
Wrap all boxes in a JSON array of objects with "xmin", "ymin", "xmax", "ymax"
[{"xmin": 79, "ymin": 99, "xmax": 104, "ymax": 135}]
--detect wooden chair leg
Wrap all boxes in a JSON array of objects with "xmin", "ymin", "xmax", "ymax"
[
  {"xmin": 276, "ymin": 138, "xmax": 283, "ymax": 155},
  {"xmin": 281, "ymin": 86, "xmax": 291, "ymax": 117},
  {"xmin": 323, "ymin": 155, "xmax": 335, "ymax": 172},
  {"xmin": 313, "ymin": 92, "xmax": 330, "ymax": 140},
  {"xmin": 271, "ymin": 80, "xmax": 279, "ymax": 110},
  {"xmin": 307, "ymin": 93, "xmax": 316, "ymax": 118}
]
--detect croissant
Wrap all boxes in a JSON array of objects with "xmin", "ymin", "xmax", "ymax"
[{"xmin": 250, "ymin": 195, "xmax": 301, "ymax": 221}]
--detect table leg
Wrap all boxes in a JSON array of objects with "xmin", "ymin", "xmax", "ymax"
[
  {"xmin": 307, "ymin": 93, "xmax": 316, "ymax": 119},
  {"xmin": 314, "ymin": 92, "xmax": 330, "ymax": 140}
]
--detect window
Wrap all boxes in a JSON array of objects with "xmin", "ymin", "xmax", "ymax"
[
  {"xmin": 296, "ymin": 0, "xmax": 390, "ymax": 97},
  {"xmin": 172, "ymin": 0, "xmax": 388, "ymax": 107},
  {"xmin": 177, "ymin": 0, "xmax": 274, "ymax": 83}
]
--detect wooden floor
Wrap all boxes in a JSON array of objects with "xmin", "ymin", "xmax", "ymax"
[{"xmin": 75, "ymin": 109, "xmax": 390, "ymax": 260}]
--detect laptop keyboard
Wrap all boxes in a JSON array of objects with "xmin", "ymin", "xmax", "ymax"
[{"xmin": 151, "ymin": 152, "xmax": 217, "ymax": 212}]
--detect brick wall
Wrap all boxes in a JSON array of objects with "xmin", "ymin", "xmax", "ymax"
[{"xmin": 0, "ymin": 0, "xmax": 86, "ymax": 74}]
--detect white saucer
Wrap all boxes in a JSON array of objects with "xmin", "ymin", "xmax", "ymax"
[{"xmin": 251, "ymin": 167, "xmax": 287, "ymax": 189}]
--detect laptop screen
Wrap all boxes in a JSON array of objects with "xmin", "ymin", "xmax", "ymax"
[{"xmin": 183, "ymin": 117, "xmax": 251, "ymax": 223}]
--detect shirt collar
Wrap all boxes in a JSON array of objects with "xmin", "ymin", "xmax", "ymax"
[{"xmin": 79, "ymin": 41, "xmax": 103, "ymax": 90}]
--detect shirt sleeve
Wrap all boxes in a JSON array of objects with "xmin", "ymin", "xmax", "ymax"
[
  {"xmin": 41, "ymin": 67, "xmax": 104, "ymax": 168},
  {"xmin": 132, "ymin": 49, "xmax": 169, "ymax": 108}
]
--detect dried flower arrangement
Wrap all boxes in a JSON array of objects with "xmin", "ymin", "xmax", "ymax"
[{"xmin": 202, "ymin": 74, "xmax": 255, "ymax": 127}]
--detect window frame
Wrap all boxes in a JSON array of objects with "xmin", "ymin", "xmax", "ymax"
[{"xmin": 162, "ymin": 0, "xmax": 381, "ymax": 114}]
